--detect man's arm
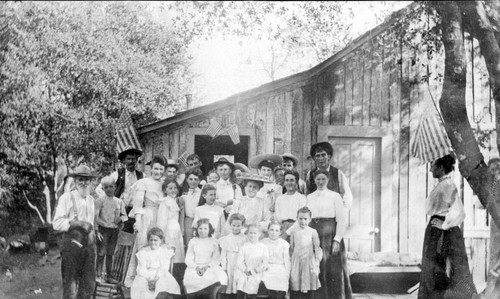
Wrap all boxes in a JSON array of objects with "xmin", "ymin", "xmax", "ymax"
[{"xmin": 338, "ymin": 170, "xmax": 353, "ymax": 210}]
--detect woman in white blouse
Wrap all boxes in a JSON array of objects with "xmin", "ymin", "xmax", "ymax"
[
  {"xmin": 274, "ymin": 170, "xmax": 306, "ymax": 239},
  {"xmin": 306, "ymin": 169, "xmax": 351, "ymax": 299},
  {"xmin": 418, "ymin": 155, "xmax": 476, "ymax": 298}
]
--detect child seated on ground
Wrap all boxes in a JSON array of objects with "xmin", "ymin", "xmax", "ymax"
[
  {"xmin": 193, "ymin": 184, "xmax": 225, "ymax": 239},
  {"xmin": 183, "ymin": 218, "xmax": 228, "ymax": 299},
  {"xmin": 219, "ymin": 213, "xmax": 247, "ymax": 296},
  {"xmin": 94, "ymin": 175, "xmax": 128, "ymax": 282},
  {"xmin": 130, "ymin": 227, "xmax": 180, "ymax": 299},
  {"xmin": 235, "ymin": 224, "xmax": 269, "ymax": 299},
  {"xmin": 289, "ymin": 207, "xmax": 322, "ymax": 299},
  {"xmin": 261, "ymin": 221, "xmax": 290, "ymax": 299}
]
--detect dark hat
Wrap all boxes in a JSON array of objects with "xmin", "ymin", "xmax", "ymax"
[
  {"xmin": 249, "ymin": 154, "xmax": 283, "ymax": 170},
  {"xmin": 213, "ymin": 157, "xmax": 234, "ymax": 171},
  {"xmin": 68, "ymin": 165, "xmax": 96, "ymax": 178},
  {"xmin": 234, "ymin": 163, "xmax": 250, "ymax": 174},
  {"xmin": 118, "ymin": 146, "xmax": 143, "ymax": 161},
  {"xmin": 310, "ymin": 142, "xmax": 333, "ymax": 157},
  {"xmin": 282, "ymin": 153, "xmax": 299, "ymax": 166}
]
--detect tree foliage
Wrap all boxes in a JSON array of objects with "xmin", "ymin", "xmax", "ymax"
[{"xmin": 0, "ymin": 1, "xmax": 194, "ymax": 234}]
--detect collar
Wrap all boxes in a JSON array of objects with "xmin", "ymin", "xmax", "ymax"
[
  {"xmin": 219, "ymin": 179, "xmax": 231, "ymax": 186},
  {"xmin": 438, "ymin": 173, "xmax": 452, "ymax": 182}
]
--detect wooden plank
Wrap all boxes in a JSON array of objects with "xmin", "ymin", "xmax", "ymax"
[
  {"xmin": 310, "ymin": 79, "xmax": 321, "ymax": 145},
  {"xmin": 370, "ymin": 37, "xmax": 382, "ymax": 127},
  {"xmin": 381, "ymin": 33, "xmax": 392, "ymax": 125},
  {"xmin": 283, "ymin": 91, "xmax": 293, "ymax": 154},
  {"xmin": 179, "ymin": 126, "xmax": 187, "ymax": 156},
  {"xmin": 345, "ymin": 56, "xmax": 354, "ymax": 125},
  {"xmin": 352, "ymin": 51, "xmax": 363, "ymax": 126},
  {"xmin": 246, "ymin": 102, "xmax": 257, "ymax": 129},
  {"xmin": 291, "ymin": 88, "xmax": 305, "ymax": 174},
  {"xmin": 303, "ymin": 83, "xmax": 312, "ymax": 160},
  {"xmin": 331, "ymin": 65, "xmax": 346, "ymax": 125},
  {"xmin": 266, "ymin": 96, "xmax": 275, "ymax": 154},
  {"xmin": 255, "ymin": 97, "xmax": 267, "ymax": 155},
  {"xmin": 322, "ymin": 71, "xmax": 331, "ymax": 126},
  {"xmin": 362, "ymin": 45, "xmax": 372, "ymax": 126},
  {"xmin": 273, "ymin": 93, "xmax": 286, "ymax": 154},
  {"xmin": 170, "ymin": 130, "xmax": 179, "ymax": 159},
  {"xmin": 162, "ymin": 132, "xmax": 169, "ymax": 158}
]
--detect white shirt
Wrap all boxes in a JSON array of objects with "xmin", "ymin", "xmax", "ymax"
[
  {"xmin": 183, "ymin": 187, "xmax": 201, "ymax": 218},
  {"xmin": 274, "ymin": 192, "xmax": 307, "ymax": 222},
  {"xmin": 95, "ymin": 170, "xmax": 138, "ymax": 207},
  {"xmin": 426, "ymin": 173, "xmax": 465, "ymax": 230},
  {"xmin": 306, "ymin": 188, "xmax": 347, "ymax": 243},
  {"xmin": 216, "ymin": 179, "xmax": 242, "ymax": 206},
  {"xmin": 306, "ymin": 165, "xmax": 353, "ymax": 209},
  {"xmin": 53, "ymin": 190, "xmax": 95, "ymax": 232}
]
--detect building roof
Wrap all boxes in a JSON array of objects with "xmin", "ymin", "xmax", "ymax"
[{"xmin": 138, "ymin": 2, "xmax": 417, "ymax": 135}]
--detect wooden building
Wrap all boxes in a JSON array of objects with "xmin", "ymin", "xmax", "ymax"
[{"xmin": 138, "ymin": 2, "xmax": 494, "ymax": 288}]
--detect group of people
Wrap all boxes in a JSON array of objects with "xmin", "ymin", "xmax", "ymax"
[{"xmin": 52, "ymin": 138, "xmax": 485, "ymax": 299}]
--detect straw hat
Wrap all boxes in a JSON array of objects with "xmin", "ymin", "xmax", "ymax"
[
  {"xmin": 234, "ymin": 163, "xmax": 250, "ymax": 174},
  {"xmin": 68, "ymin": 165, "xmax": 96, "ymax": 178},
  {"xmin": 241, "ymin": 173, "xmax": 272, "ymax": 184},
  {"xmin": 282, "ymin": 153, "xmax": 299, "ymax": 166},
  {"xmin": 118, "ymin": 145, "xmax": 143, "ymax": 161},
  {"xmin": 249, "ymin": 154, "xmax": 283, "ymax": 169}
]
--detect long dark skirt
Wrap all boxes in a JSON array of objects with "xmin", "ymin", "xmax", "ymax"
[
  {"xmin": 309, "ymin": 218, "xmax": 352, "ymax": 299},
  {"xmin": 418, "ymin": 215, "xmax": 476, "ymax": 299}
]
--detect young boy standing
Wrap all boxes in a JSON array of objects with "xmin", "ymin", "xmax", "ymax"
[{"xmin": 94, "ymin": 175, "xmax": 128, "ymax": 282}]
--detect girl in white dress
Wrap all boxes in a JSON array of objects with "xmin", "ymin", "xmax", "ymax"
[
  {"xmin": 193, "ymin": 184, "xmax": 225, "ymax": 239},
  {"xmin": 289, "ymin": 207, "xmax": 322, "ymax": 299},
  {"xmin": 261, "ymin": 221, "xmax": 290, "ymax": 299},
  {"xmin": 219, "ymin": 213, "xmax": 247, "ymax": 296},
  {"xmin": 130, "ymin": 227, "xmax": 181, "ymax": 299},
  {"xmin": 183, "ymin": 218, "xmax": 228, "ymax": 299},
  {"xmin": 235, "ymin": 224, "xmax": 269, "ymax": 298},
  {"xmin": 157, "ymin": 179, "xmax": 185, "ymax": 285}
]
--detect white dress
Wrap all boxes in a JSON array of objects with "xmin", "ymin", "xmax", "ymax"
[
  {"xmin": 235, "ymin": 241, "xmax": 269, "ymax": 294},
  {"xmin": 193, "ymin": 204, "xmax": 225, "ymax": 239},
  {"xmin": 130, "ymin": 245, "xmax": 181, "ymax": 299},
  {"xmin": 157, "ymin": 196, "xmax": 185, "ymax": 263},
  {"xmin": 228, "ymin": 195, "xmax": 271, "ymax": 234},
  {"xmin": 219, "ymin": 233, "xmax": 247, "ymax": 294},
  {"xmin": 183, "ymin": 237, "xmax": 228, "ymax": 293},
  {"xmin": 261, "ymin": 238, "xmax": 291, "ymax": 292}
]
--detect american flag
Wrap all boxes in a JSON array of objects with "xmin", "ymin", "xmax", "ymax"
[
  {"xmin": 116, "ymin": 109, "xmax": 142, "ymax": 154},
  {"xmin": 227, "ymin": 124, "xmax": 240, "ymax": 144},
  {"xmin": 411, "ymin": 106, "xmax": 452, "ymax": 164},
  {"xmin": 206, "ymin": 118, "xmax": 223, "ymax": 138},
  {"xmin": 178, "ymin": 151, "xmax": 189, "ymax": 168}
]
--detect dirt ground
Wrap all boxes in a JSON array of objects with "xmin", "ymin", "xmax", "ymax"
[{"xmin": 0, "ymin": 248, "xmax": 62, "ymax": 299}]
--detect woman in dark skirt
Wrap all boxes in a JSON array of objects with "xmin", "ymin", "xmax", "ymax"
[
  {"xmin": 418, "ymin": 155, "xmax": 476, "ymax": 299},
  {"xmin": 306, "ymin": 169, "xmax": 351, "ymax": 299}
]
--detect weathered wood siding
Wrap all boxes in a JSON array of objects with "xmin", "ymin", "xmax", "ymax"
[{"xmin": 138, "ymin": 3, "xmax": 495, "ymax": 288}]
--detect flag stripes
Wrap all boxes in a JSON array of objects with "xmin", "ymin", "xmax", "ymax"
[
  {"xmin": 228, "ymin": 124, "xmax": 240, "ymax": 144},
  {"xmin": 116, "ymin": 110, "xmax": 142, "ymax": 154},
  {"xmin": 206, "ymin": 118, "xmax": 223, "ymax": 138},
  {"xmin": 178, "ymin": 151, "xmax": 189, "ymax": 168},
  {"xmin": 410, "ymin": 109, "xmax": 452, "ymax": 164}
]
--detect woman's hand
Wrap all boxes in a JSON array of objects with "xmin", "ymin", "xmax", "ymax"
[
  {"xmin": 431, "ymin": 218, "xmax": 444, "ymax": 230},
  {"xmin": 332, "ymin": 240, "xmax": 340, "ymax": 254}
]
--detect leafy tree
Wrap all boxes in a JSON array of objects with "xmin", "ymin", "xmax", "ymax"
[{"xmin": 0, "ymin": 1, "xmax": 194, "ymax": 233}]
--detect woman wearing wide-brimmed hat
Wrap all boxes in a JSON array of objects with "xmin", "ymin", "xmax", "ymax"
[
  {"xmin": 225, "ymin": 173, "xmax": 272, "ymax": 235},
  {"xmin": 249, "ymin": 154, "xmax": 284, "ymax": 214},
  {"xmin": 233, "ymin": 162, "xmax": 251, "ymax": 196}
]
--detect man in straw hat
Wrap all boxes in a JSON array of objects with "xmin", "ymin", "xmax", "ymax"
[
  {"xmin": 307, "ymin": 141, "xmax": 353, "ymax": 208},
  {"xmin": 214, "ymin": 157, "xmax": 243, "ymax": 218},
  {"xmin": 53, "ymin": 165, "xmax": 98, "ymax": 299},
  {"xmin": 281, "ymin": 152, "xmax": 307, "ymax": 194},
  {"xmin": 95, "ymin": 146, "xmax": 143, "ymax": 233}
]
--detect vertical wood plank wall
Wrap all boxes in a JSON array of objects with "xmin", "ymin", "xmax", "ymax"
[{"xmin": 139, "ymin": 9, "xmax": 494, "ymax": 286}]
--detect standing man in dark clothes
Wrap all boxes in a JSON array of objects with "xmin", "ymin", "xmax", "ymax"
[{"xmin": 96, "ymin": 146, "xmax": 143, "ymax": 233}]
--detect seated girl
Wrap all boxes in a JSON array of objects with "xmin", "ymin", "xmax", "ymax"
[
  {"xmin": 130, "ymin": 227, "xmax": 181, "ymax": 299},
  {"xmin": 183, "ymin": 218, "xmax": 228, "ymax": 299}
]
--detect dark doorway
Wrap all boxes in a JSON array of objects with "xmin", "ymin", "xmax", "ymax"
[{"xmin": 194, "ymin": 135, "xmax": 249, "ymax": 173}]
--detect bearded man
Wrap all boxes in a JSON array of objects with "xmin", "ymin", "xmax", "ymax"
[{"xmin": 53, "ymin": 165, "xmax": 97, "ymax": 299}]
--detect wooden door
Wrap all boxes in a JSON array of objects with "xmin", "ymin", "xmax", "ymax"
[{"xmin": 329, "ymin": 137, "xmax": 381, "ymax": 252}]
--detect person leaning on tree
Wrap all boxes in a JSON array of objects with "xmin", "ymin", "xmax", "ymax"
[
  {"xmin": 53, "ymin": 165, "xmax": 98, "ymax": 299},
  {"xmin": 95, "ymin": 146, "xmax": 144, "ymax": 233}
]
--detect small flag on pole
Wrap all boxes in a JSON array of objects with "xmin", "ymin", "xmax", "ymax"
[
  {"xmin": 206, "ymin": 118, "xmax": 223, "ymax": 138},
  {"xmin": 228, "ymin": 124, "xmax": 240, "ymax": 145},
  {"xmin": 116, "ymin": 110, "xmax": 142, "ymax": 154},
  {"xmin": 178, "ymin": 151, "xmax": 189, "ymax": 168},
  {"xmin": 411, "ymin": 106, "xmax": 452, "ymax": 164}
]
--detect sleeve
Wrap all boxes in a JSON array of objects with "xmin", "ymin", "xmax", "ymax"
[
  {"xmin": 259, "ymin": 201, "xmax": 272, "ymax": 232},
  {"xmin": 234, "ymin": 184, "xmax": 243, "ymax": 201},
  {"xmin": 178, "ymin": 198, "xmax": 185, "ymax": 235},
  {"xmin": 185, "ymin": 239, "xmax": 197, "ymax": 268},
  {"xmin": 132, "ymin": 181, "xmax": 147, "ymax": 216},
  {"xmin": 119, "ymin": 199, "xmax": 128, "ymax": 223},
  {"xmin": 219, "ymin": 238, "xmax": 227, "ymax": 270},
  {"xmin": 215, "ymin": 209, "xmax": 225, "ymax": 239},
  {"xmin": 209, "ymin": 240, "xmax": 221, "ymax": 268},
  {"xmin": 282, "ymin": 241, "xmax": 291, "ymax": 274},
  {"xmin": 237, "ymin": 246, "xmax": 247, "ymax": 272},
  {"xmin": 52, "ymin": 193, "xmax": 73, "ymax": 232},
  {"xmin": 290, "ymin": 232, "xmax": 295, "ymax": 257},
  {"xmin": 94, "ymin": 197, "xmax": 103, "ymax": 228},
  {"xmin": 285, "ymin": 222, "xmax": 300, "ymax": 236},
  {"xmin": 158, "ymin": 247, "xmax": 175, "ymax": 278},
  {"xmin": 255, "ymin": 244, "xmax": 269, "ymax": 273},
  {"xmin": 312, "ymin": 230, "xmax": 323, "ymax": 263},
  {"xmin": 333, "ymin": 193, "xmax": 348, "ymax": 243},
  {"xmin": 136, "ymin": 250, "xmax": 155, "ymax": 280},
  {"xmin": 442, "ymin": 183, "xmax": 465, "ymax": 230},
  {"xmin": 338, "ymin": 170, "xmax": 353, "ymax": 210},
  {"xmin": 192, "ymin": 207, "xmax": 200, "ymax": 228},
  {"xmin": 305, "ymin": 170, "xmax": 312, "ymax": 195}
]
